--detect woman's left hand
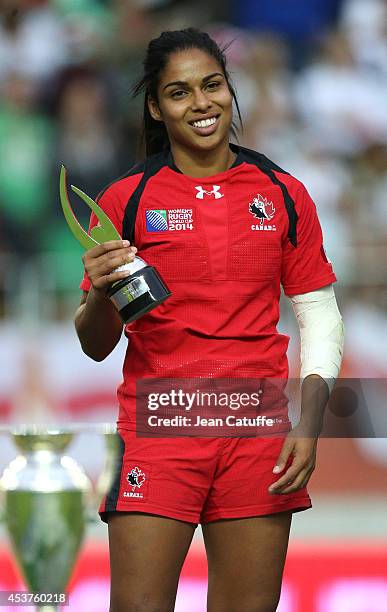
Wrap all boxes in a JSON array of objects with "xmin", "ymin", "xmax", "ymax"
[{"xmin": 268, "ymin": 427, "xmax": 318, "ymax": 495}]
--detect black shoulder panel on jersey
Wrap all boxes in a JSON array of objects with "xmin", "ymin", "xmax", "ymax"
[
  {"xmin": 237, "ymin": 145, "xmax": 298, "ymax": 247},
  {"xmin": 122, "ymin": 150, "xmax": 169, "ymax": 243},
  {"xmin": 95, "ymin": 159, "xmax": 145, "ymax": 203}
]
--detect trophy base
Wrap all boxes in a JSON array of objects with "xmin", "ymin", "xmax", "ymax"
[{"xmin": 107, "ymin": 265, "xmax": 171, "ymax": 324}]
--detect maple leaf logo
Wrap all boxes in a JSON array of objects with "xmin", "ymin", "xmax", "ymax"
[
  {"xmin": 126, "ymin": 467, "xmax": 146, "ymax": 490},
  {"xmin": 249, "ymin": 195, "xmax": 276, "ymax": 225}
]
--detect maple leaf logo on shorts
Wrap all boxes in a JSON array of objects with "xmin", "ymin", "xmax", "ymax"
[{"xmin": 126, "ymin": 466, "xmax": 146, "ymax": 491}]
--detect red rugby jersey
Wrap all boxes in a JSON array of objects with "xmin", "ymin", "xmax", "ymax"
[{"xmin": 80, "ymin": 144, "xmax": 336, "ymax": 428}]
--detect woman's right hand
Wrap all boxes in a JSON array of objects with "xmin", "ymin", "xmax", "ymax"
[{"xmin": 82, "ymin": 240, "xmax": 138, "ymax": 294}]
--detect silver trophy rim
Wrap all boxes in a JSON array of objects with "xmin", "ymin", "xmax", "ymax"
[{"xmin": 0, "ymin": 422, "xmax": 117, "ymax": 436}]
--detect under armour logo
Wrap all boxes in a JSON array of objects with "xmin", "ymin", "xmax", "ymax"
[{"xmin": 195, "ymin": 185, "xmax": 224, "ymax": 199}]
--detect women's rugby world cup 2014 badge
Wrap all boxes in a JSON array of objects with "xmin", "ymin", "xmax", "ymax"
[{"xmin": 249, "ymin": 194, "xmax": 277, "ymax": 231}]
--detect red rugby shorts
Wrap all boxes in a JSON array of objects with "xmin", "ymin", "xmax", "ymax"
[{"xmin": 98, "ymin": 429, "xmax": 312, "ymax": 524}]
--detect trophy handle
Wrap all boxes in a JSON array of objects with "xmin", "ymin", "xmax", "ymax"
[{"xmin": 59, "ymin": 165, "xmax": 121, "ymax": 249}]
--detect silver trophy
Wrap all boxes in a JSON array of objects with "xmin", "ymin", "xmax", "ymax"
[{"xmin": 0, "ymin": 423, "xmax": 119, "ymax": 611}]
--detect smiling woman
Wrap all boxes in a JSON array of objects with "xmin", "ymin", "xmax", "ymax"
[
  {"xmin": 132, "ymin": 28, "xmax": 243, "ymax": 176},
  {"xmin": 147, "ymin": 49, "xmax": 235, "ymax": 173},
  {"xmin": 74, "ymin": 27, "xmax": 343, "ymax": 612}
]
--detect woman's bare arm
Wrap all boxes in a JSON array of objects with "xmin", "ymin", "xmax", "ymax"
[
  {"xmin": 74, "ymin": 240, "xmax": 137, "ymax": 361},
  {"xmin": 74, "ymin": 289, "xmax": 124, "ymax": 361}
]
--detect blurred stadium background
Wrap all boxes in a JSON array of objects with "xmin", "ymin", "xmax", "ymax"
[{"xmin": 0, "ymin": 0, "xmax": 387, "ymax": 610}]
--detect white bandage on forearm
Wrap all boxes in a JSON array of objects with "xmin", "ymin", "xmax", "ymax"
[{"xmin": 290, "ymin": 285, "xmax": 344, "ymax": 392}]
